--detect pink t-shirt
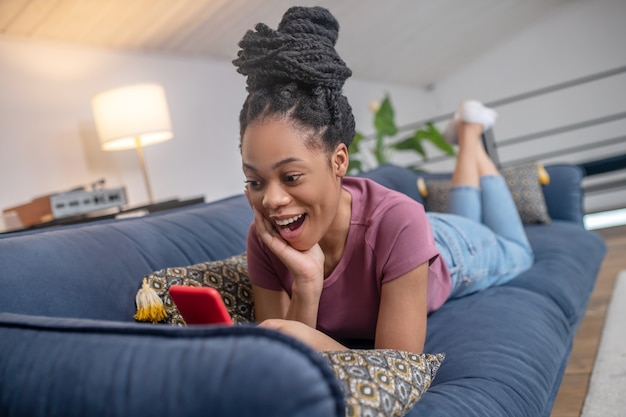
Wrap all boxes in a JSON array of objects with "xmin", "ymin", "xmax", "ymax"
[{"xmin": 246, "ymin": 177, "xmax": 451, "ymax": 344}]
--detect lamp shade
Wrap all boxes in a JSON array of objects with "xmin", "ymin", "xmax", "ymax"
[{"xmin": 91, "ymin": 83, "xmax": 173, "ymax": 151}]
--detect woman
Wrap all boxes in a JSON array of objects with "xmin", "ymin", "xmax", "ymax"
[{"xmin": 233, "ymin": 6, "xmax": 533, "ymax": 354}]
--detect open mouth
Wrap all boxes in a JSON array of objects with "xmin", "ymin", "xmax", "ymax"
[{"xmin": 275, "ymin": 213, "xmax": 306, "ymax": 232}]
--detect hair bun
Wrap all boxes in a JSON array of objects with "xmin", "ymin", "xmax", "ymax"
[
  {"xmin": 277, "ymin": 6, "xmax": 339, "ymax": 47},
  {"xmin": 233, "ymin": 6, "xmax": 351, "ymax": 91}
]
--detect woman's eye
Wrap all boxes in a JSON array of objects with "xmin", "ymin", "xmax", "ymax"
[
  {"xmin": 245, "ymin": 180, "xmax": 261, "ymax": 189},
  {"xmin": 284, "ymin": 174, "xmax": 301, "ymax": 183}
]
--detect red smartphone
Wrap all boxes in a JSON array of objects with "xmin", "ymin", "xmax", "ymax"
[{"xmin": 168, "ymin": 285, "xmax": 233, "ymax": 325}]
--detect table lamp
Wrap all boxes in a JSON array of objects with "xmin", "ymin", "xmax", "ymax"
[{"xmin": 91, "ymin": 83, "xmax": 173, "ymax": 204}]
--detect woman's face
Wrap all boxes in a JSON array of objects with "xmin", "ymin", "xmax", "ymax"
[{"xmin": 241, "ymin": 117, "xmax": 348, "ymax": 251}]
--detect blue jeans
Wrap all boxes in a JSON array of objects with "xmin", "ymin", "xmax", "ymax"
[{"xmin": 427, "ymin": 175, "xmax": 534, "ymax": 299}]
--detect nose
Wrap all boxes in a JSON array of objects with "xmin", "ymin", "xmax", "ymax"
[{"xmin": 262, "ymin": 182, "xmax": 290, "ymax": 209}]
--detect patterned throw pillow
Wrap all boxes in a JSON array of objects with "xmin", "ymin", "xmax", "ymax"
[
  {"xmin": 138, "ymin": 253, "xmax": 254, "ymax": 325},
  {"xmin": 421, "ymin": 162, "xmax": 551, "ymax": 224},
  {"xmin": 319, "ymin": 349, "xmax": 445, "ymax": 417}
]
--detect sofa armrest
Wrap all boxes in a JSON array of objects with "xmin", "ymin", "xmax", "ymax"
[
  {"xmin": 542, "ymin": 164, "xmax": 585, "ymax": 224},
  {"xmin": 0, "ymin": 313, "xmax": 344, "ymax": 417}
]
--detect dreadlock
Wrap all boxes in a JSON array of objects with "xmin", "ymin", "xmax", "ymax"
[{"xmin": 233, "ymin": 6, "xmax": 355, "ymax": 152}]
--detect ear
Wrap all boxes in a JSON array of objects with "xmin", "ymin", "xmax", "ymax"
[{"xmin": 332, "ymin": 143, "xmax": 349, "ymax": 177}]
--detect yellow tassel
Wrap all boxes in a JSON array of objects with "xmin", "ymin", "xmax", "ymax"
[
  {"xmin": 417, "ymin": 177, "xmax": 428, "ymax": 198},
  {"xmin": 537, "ymin": 163, "xmax": 550, "ymax": 185},
  {"xmin": 134, "ymin": 278, "xmax": 168, "ymax": 323}
]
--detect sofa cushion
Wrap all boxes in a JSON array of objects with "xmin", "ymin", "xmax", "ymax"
[
  {"xmin": 420, "ymin": 163, "xmax": 552, "ymax": 224},
  {"xmin": 413, "ymin": 286, "xmax": 571, "ymax": 417},
  {"xmin": 508, "ymin": 222, "xmax": 606, "ymax": 325},
  {"xmin": 320, "ymin": 349, "xmax": 444, "ymax": 417}
]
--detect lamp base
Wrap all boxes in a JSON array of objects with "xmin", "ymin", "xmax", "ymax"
[{"xmin": 135, "ymin": 136, "xmax": 154, "ymax": 204}]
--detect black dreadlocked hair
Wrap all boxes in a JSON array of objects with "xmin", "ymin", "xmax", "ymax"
[{"xmin": 233, "ymin": 6, "xmax": 355, "ymax": 152}]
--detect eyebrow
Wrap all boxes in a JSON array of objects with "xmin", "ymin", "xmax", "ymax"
[{"xmin": 243, "ymin": 157, "xmax": 305, "ymax": 172}]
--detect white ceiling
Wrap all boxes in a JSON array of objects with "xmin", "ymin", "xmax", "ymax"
[{"xmin": 0, "ymin": 0, "xmax": 570, "ymax": 87}]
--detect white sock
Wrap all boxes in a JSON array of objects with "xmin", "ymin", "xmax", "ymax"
[
  {"xmin": 458, "ymin": 100, "xmax": 498, "ymax": 131},
  {"xmin": 442, "ymin": 100, "xmax": 498, "ymax": 144}
]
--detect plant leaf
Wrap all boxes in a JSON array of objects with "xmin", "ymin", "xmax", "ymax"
[
  {"xmin": 422, "ymin": 122, "xmax": 455, "ymax": 156},
  {"xmin": 392, "ymin": 135, "xmax": 426, "ymax": 159},
  {"xmin": 373, "ymin": 95, "xmax": 397, "ymax": 137},
  {"xmin": 349, "ymin": 131, "xmax": 364, "ymax": 154},
  {"xmin": 348, "ymin": 132, "xmax": 365, "ymax": 173},
  {"xmin": 348, "ymin": 158, "xmax": 363, "ymax": 173}
]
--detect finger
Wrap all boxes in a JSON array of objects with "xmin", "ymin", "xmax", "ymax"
[{"xmin": 252, "ymin": 208, "xmax": 297, "ymax": 262}]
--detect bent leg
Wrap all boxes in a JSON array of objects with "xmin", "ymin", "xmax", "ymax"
[
  {"xmin": 448, "ymin": 186, "xmax": 481, "ymax": 223},
  {"xmin": 442, "ymin": 105, "xmax": 533, "ymax": 299},
  {"xmin": 434, "ymin": 213, "xmax": 534, "ymax": 300},
  {"xmin": 448, "ymin": 122, "xmax": 490, "ymax": 222},
  {"xmin": 480, "ymin": 175, "xmax": 531, "ymax": 250}
]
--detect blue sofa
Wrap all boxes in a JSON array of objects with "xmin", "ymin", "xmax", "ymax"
[{"xmin": 0, "ymin": 164, "xmax": 606, "ymax": 417}]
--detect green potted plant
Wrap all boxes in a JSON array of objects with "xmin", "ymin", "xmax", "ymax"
[{"xmin": 348, "ymin": 94, "xmax": 455, "ymax": 173}]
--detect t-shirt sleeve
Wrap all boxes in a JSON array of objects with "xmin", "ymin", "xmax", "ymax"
[
  {"xmin": 375, "ymin": 197, "xmax": 440, "ymax": 284},
  {"xmin": 246, "ymin": 223, "xmax": 288, "ymax": 292}
]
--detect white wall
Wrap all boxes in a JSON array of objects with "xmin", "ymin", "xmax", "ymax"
[
  {"xmin": 432, "ymin": 0, "xmax": 626, "ymax": 137},
  {"xmin": 2, "ymin": 0, "xmax": 623, "ymax": 222},
  {"xmin": 0, "ymin": 37, "xmax": 429, "ymax": 216},
  {"xmin": 424, "ymin": 0, "xmax": 626, "ymax": 213},
  {"xmin": 0, "ymin": 38, "xmax": 247, "ymax": 210}
]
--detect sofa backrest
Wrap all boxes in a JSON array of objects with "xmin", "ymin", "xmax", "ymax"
[
  {"xmin": 357, "ymin": 163, "xmax": 585, "ymax": 224},
  {"xmin": 0, "ymin": 163, "xmax": 585, "ymax": 323},
  {"xmin": 0, "ymin": 195, "xmax": 252, "ymax": 322},
  {"xmin": 354, "ymin": 163, "xmax": 426, "ymax": 204}
]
